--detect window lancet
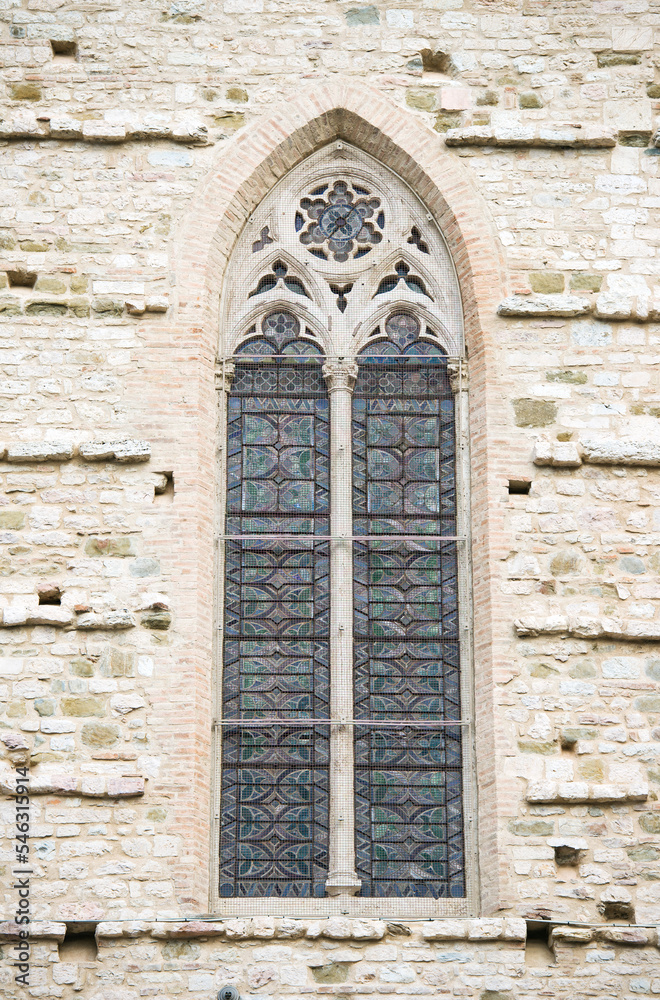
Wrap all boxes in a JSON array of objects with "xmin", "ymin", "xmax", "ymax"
[{"xmin": 215, "ymin": 143, "xmax": 471, "ymax": 914}]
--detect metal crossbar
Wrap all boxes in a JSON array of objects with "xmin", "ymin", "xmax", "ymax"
[{"xmin": 214, "ymin": 719, "xmax": 467, "ymax": 727}]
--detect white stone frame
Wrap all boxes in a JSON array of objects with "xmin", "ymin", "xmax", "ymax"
[{"xmin": 210, "ymin": 143, "xmax": 478, "ymax": 917}]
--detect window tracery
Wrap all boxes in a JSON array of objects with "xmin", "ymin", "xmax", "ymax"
[{"xmin": 216, "ymin": 143, "xmax": 471, "ymax": 914}]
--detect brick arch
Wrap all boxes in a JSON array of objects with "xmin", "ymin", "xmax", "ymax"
[{"xmin": 170, "ymin": 81, "xmax": 510, "ymax": 915}]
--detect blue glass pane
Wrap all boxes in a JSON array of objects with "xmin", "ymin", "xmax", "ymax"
[
  {"xmin": 221, "ymin": 324, "xmax": 329, "ymax": 898},
  {"xmin": 353, "ymin": 320, "xmax": 464, "ymax": 899}
]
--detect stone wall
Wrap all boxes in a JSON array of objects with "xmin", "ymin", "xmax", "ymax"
[{"xmin": 2, "ymin": 0, "xmax": 660, "ymax": 995}]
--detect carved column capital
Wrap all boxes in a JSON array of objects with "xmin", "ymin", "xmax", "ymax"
[
  {"xmin": 322, "ymin": 361, "xmax": 359, "ymax": 394},
  {"xmin": 215, "ymin": 362, "xmax": 235, "ymax": 393},
  {"xmin": 448, "ymin": 361, "xmax": 468, "ymax": 394}
]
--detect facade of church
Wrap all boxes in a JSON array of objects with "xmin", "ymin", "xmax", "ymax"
[{"xmin": 1, "ymin": 0, "xmax": 660, "ymax": 996}]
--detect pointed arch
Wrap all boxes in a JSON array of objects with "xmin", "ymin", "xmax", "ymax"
[
  {"xmin": 168, "ymin": 82, "xmax": 511, "ymax": 916},
  {"xmin": 175, "ymin": 81, "xmax": 506, "ymax": 367}
]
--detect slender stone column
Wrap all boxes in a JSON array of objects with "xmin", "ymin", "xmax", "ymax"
[
  {"xmin": 211, "ymin": 361, "xmax": 235, "ymax": 899},
  {"xmin": 322, "ymin": 361, "xmax": 361, "ymax": 897}
]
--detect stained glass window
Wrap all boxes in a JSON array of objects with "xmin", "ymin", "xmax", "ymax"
[
  {"xmin": 353, "ymin": 313, "xmax": 465, "ymax": 898},
  {"xmin": 218, "ymin": 151, "xmax": 468, "ymax": 908},
  {"xmin": 220, "ymin": 311, "xmax": 330, "ymax": 898}
]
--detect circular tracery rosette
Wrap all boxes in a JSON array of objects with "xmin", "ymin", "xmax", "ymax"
[{"xmin": 299, "ymin": 180, "xmax": 383, "ymax": 262}]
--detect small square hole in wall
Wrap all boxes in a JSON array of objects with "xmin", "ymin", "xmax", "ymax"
[
  {"xmin": 508, "ymin": 479, "xmax": 532, "ymax": 495},
  {"xmin": 50, "ymin": 39, "xmax": 77, "ymax": 59},
  {"xmin": 6, "ymin": 269, "xmax": 36, "ymax": 289},
  {"xmin": 154, "ymin": 471, "xmax": 174, "ymax": 501},
  {"xmin": 38, "ymin": 583, "xmax": 61, "ymax": 606},
  {"xmin": 59, "ymin": 927, "xmax": 97, "ymax": 963},
  {"xmin": 525, "ymin": 922, "xmax": 553, "ymax": 966}
]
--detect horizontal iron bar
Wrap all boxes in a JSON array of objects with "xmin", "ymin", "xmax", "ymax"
[
  {"xmin": 213, "ymin": 718, "xmax": 467, "ymax": 727},
  {"xmin": 221, "ymin": 356, "xmax": 464, "ymax": 361},
  {"xmin": 218, "ymin": 535, "xmax": 466, "ymax": 541}
]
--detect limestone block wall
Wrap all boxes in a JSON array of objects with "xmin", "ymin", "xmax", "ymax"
[{"xmin": 1, "ymin": 0, "xmax": 660, "ymax": 995}]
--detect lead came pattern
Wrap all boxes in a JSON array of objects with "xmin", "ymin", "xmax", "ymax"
[
  {"xmin": 352, "ymin": 313, "xmax": 465, "ymax": 898},
  {"xmin": 220, "ymin": 312, "xmax": 330, "ymax": 898}
]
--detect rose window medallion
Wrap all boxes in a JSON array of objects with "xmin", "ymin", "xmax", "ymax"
[{"xmin": 297, "ymin": 180, "xmax": 384, "ymax": 262}]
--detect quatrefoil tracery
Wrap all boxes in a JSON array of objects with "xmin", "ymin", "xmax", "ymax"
[{"xmin": 297, "ymin": 180, "xmax": 384, "ymax": 263}]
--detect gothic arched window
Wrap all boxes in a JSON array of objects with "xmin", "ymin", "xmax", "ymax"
[{"xmin": 214, "ymin": 144, "xmax": 473, "ymax": 915}]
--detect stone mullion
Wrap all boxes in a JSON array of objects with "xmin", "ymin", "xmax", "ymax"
[{"xmin": 322, "ymin": 361, "xmax": 361, "ymax": 897}]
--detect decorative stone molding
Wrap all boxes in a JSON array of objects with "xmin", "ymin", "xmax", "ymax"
[
  {"xmin": 514, "ymin": 615, "xmax": 660, "ymax": 642},
  {"xmin": 497, "ymin": 294, "xmax": 592, "ymax": 318},
  {"xmin": 0, "ymin": 111, "xmax": 210, "ymax": 144},
  {"xmin": 526, "ymin": 780, "xmax": 648, "ymax": 804},
  {"xmin": 2, "ymin": 439, "xmax": 151, "ymax": 463},
  {"xmin": 445, "ymin": 124, "xmax": 616, "ymax": 149},
  {"xmin": 0, "ymin": 769, "xmax": 145, "ymax": 798}
]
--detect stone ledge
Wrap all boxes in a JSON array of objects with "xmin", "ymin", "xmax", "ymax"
[
  {"xmin": 445, "ymin": 124, "xmax": 616, "ymax": 148},
  {"xmin": 514, "ymin": 615, "xmax": 660, "ymax": 642},
  {"xmin": 526, "ymin": 780, "xmax": 648, "ymax": 804},
  {"xmin": 532, "ymin": 440, "xmax": 582, "ymax": 468},
  {"xmin": 0, "ymin": 293, "xmax": 169, "ymax": 319},
  {"xmin": 2, "ymin": 439, "xmax": 151, "ymax": 464},
  {"xmin": 498, "ymin": 290, "xmax": 660, "ymax": 322},
  {"xmin": 0, "ymin": 921, "xmax": 66, "ymax": 942},
  {"xmin": 0, "ymin": 111, "xmax": 210, "ymax": 144},
  {"xmin": 498, "ymin": 294, "xmax": 592, "ymax": 318},
  {"xmin": 421, "ymin": 917, "xmax": 526, "ymax": 941},
  {"xmin": 0, "ymin": 769, "xmax": 145, "ymax": 798},
  {"xmin": 96, "ymin": 917, "xmax": 526, "ymax": 943},
  {"xmin": 149, "ymin": 917, "xmax": 387, "ymax": 941},
  {"xmin": 580, "ymin": 437, "xmax": 660, "ymax": 466},
  {"xmin": 550, "ymin": 925, "xmax": 657, "ymax": 946},
  {"xmin": 532, "ymin": 437, "xmax": 660, "ymax": 468},
  {"xmin": 0, "ymin": 606, "xmax": 136, "ymax": 630}
]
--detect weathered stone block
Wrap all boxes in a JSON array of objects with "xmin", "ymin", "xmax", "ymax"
[
  {"xmin": 81, "ymin": 722, "xmax": 120, "ymax": 748},
  {"xmin": 10, "ymin": 82, "xmax": 42, "ymax": 101},
  {"xmin": 508, "ymin": 819, "xmax": 553, "ymax": 836},
  {"xmin": 0, "ymin": 510, "xmax": 25, "ymax": 529},
  {"xmin": 61, "ymin": 696, "xmax": 106, "ymax": 717},
  {"xmin": 345, "ymin": 6, "xmax": 379, "ymax": 25},
  {"xmin": 7, "ymin": 441, "xmax": 74, "ymax": 462},
  {"xmin": 84, "ymin": 537, "xmax": 137, "ymax": 557},
  {"xmin": 130, "ymin": 557, "xmax": 160, "ymax": 577},
  {"xmin": 580, "ymin": 438, "xmax": 660, "ymax": 467},
  {"xmin": 532, "ymin": 440, "xmax": 581, "ymax": 467},
  {"xmin": 513, "ymin": 399, "xmax": 557, "ymax": 428},
  {"xmin": 141, "ymin": 610, "xmax": 172, "ymax": 630},
  {"xmin": 499, "ymin": 294, "xmax": 591, "ymax": 318}
]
